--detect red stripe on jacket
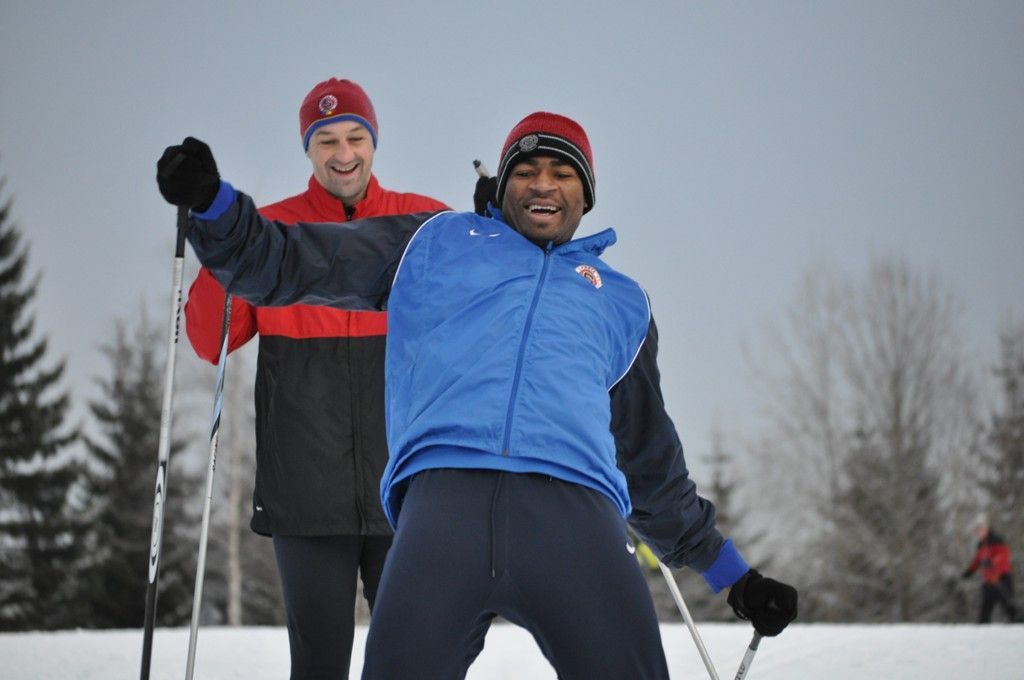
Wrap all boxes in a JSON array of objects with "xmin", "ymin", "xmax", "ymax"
[{"xmin": 184, "ymin": 174, "xmax": 446, "ymax": 362}]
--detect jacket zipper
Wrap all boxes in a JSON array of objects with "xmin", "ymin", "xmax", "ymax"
[{"xmin": 501, "ymin": 242, "xmax": 553, "ymax": 455}]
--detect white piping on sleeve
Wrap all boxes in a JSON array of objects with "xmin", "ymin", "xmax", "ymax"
[
  {"xmin": 609, "ymin": 288, "xmax": 653, "ymax": 391},
  {"xmin": 392, "ymin": 210, "xmax": 453, "ymax": 287}
]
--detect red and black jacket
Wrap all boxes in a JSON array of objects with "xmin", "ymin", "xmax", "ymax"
[
  {"xmin": 184, "ymin": 175, "xmax": 447, "ymax": 536},
  {"xmin": 966, "ymin": 531, "xmax": 1014, "ymax": 585}
]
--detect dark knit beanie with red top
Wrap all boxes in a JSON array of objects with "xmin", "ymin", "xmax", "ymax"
[
  {"xmin": 495, "ymin": 111, "xmax": 596, "ymax": 213},
  {"xmin": 300, "ymin": 78, "xmax": 378, "ymax": 151}
]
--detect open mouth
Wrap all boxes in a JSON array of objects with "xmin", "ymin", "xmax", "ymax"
[
  {"xmin": 528, "ymin": 204, "xmax": 560, "ymax": 216},
  {"xmin": 330, "ymin": 161, "xmax": 359, "ymax": 176}
]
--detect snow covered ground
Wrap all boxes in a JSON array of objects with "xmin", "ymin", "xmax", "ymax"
[{"xmin": 3, "ymin": 623, "xmax": 1021, "ymax": 679}]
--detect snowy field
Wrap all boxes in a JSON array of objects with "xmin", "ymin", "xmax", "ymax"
[{"xmin": 2, "ymin": 623, "xmax": 1022, "ymax": 679}]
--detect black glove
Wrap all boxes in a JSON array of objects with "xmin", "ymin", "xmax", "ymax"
[
  {"xmin": 157, "ymin": 136, "xmax": 220, "ymax": 211},
  {"xmin": 727, "ymin": 569, "xmax": 798, "ymax": 637},
  {"xmin": 961, "ymin": 568, "xmax": 973, "ymax": 579},
  {"xmin": 473, "ymin": 175, "xmax": 498, "ymax": 216}
]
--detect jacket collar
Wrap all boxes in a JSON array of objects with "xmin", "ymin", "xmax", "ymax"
[
  {"xmin": 306, "ymin": 173, "xmax": 384, "ymax": 221},
  {"xmin": 555, "ymin": 228, "xmax": 617, "ymax": 256}
]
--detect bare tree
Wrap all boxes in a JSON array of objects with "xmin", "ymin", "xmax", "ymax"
[
  {"xmin": 742, "ymin": 263, "xmax": 850, "ymax": 618},
  {"xmin": 979, "ymin": 319, "xmax": 1024, "ymax": 592},
  {"xmin": 747, "ymin": 256, "xmax": 979, "ymax": 621}
]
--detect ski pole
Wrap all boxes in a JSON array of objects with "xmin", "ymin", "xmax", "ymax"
[
  {"xmin": 140, "ymin": 205, "xmax": 189, "ymax": 680},
  {"xmin": 733, "ymin": 632, "xmax": 762, "ymax": 680},
  {"xmin": 658, "ymin": 560, "xmax": 721, "ymax": 680},
  {"xmin": 184, "ymin": 292, "xmax": 233, "ymax": 680},
  {"xmin": 472, "ymin": 159, "xmax": 490, "ymax": 178}
]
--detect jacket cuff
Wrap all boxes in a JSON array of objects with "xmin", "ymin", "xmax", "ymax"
[
  {"xmin": 701, "ymin": 539, "xmax": 749, "ymax": 593},
  {"xmin": 191, "ymin": 181, "xmax": 236, "ymax": 221}
]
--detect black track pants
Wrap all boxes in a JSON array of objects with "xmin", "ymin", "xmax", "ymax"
[
  {"xmin": 362, "ymin": 468, "xmax": 670, "ymax": 679},
  {"xmin": 979, "ymin": 575, "xmax": 1020, "ymax": 623},
  {"xmin": 273, "ymin": 533, "xmax": 392, "ymax": 679}
]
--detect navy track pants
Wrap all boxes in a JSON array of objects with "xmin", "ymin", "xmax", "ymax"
[
  {"xmin": 362, "ymin": 468, "xmax": 670, "ymax": 679},
  {"xmin": 273, "ymin": 533, "xmax": 392, "ymax": 679}
]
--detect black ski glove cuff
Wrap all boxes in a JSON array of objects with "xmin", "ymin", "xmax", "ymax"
[
  {"xmin": 157, "ymin": 136, "xmax": 221, "ymax": 212},
  {"xmin": 727, "ymin": 569, "xmax": 798, "ymax": 637}
]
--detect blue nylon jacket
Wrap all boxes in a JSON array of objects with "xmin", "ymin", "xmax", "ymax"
[
  {"xmin": 188, "ymin": 182, "xmax": 749, "ymax": 590},
  {"xmin": 383, "ymin": 205, "xmax": 650, "ymax": 525}
]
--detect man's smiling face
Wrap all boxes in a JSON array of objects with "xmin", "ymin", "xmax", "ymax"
[
  {"xmin": 500, "ymin": 156, "xmax": 585, "ymax": 247},
  {"xmin": 306, "ymin": 120, "xmax": 375, "ymax": 206}
]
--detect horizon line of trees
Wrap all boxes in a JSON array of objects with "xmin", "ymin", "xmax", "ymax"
[{"xmin": 1, "ymin": 172, "xmax": 1021, "ymax": 631}]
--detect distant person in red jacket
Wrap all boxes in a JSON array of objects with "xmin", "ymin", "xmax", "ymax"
[
  {"xmin": 962, "ymin": 513, "xmax": 1021, "ymax": 623},
  {"xmin": 183, "ymin": 78, "xmax": 448, "ymax": 679}
]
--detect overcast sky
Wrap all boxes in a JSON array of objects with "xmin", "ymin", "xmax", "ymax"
[{"xmin": 1, "ymin": 1, "xmax": 1022, "ymax": 477}]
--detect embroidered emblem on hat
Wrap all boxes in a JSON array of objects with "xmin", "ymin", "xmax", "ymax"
[
  {"xmin": 518, "ymin": 134, "xmax": 539, "ymax": 152},
  {"xmin": 318, "ymin": 94, "xmax": 338, "ymax": 117},
  {"xmin": 575, "ymin": 265, "xmax": 602, "ymax": 289}
]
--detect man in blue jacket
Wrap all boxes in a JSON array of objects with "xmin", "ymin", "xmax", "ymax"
[{"xmin": 157, "ymin": 112, "xmax": 798, "ymax": 679}]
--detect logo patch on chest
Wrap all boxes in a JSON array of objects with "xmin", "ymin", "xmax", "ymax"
[{"xmin": 575, "ymin": 265, "xmax": 602, "ymax": 289}]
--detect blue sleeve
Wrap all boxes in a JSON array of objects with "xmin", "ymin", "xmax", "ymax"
[
  {"xmin": 610, "ymin": 314, "xmax": 749, "ymax": 591},
  {"xmin": 185, "ymin": 182, "xmax": 440, "ymax": 311}
]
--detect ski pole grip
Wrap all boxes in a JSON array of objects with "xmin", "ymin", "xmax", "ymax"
[{"xmin": 175, "ymin": 206, "xmax": 190, "ymax": 256}]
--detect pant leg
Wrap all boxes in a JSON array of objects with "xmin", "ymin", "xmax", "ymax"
[
  {"xmin": 500, "ymin": 473, "xmax": 670, "ymax": 680},
  {"xmin": 995, "ymin": 575, "xmax": 1020, "ymax": 621},
  {"xmin": 274, "ymin": 535, "xmax": 361, "ymax": 679},
  {"xmin": 361, "ymin": 470, "xmax": 503, "ymax": 680},
  {"xmin": 362, "ymin": 469, "xmax": 670, "ymax": 679},
  {"xmin": 358, "ymin": 535, "xmax": 393, "ymax": 611},
  {"xmin": 980, "ymin": 583, "xmax": 997, "ymax": 623}
]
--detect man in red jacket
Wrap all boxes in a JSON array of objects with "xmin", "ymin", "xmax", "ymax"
[
  {"xmin": 962, "ymin": 513, "xmax": 1021, "ymax": 623},
  {"xmin": 183, "ymin": 78, "xmax": 448, "ymax": 678}
]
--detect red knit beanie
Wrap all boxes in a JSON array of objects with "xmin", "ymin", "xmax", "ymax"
[
  {"xmin": 495, "ymin": 111, "xmax": 595, "ymax": 213},
  {"xmin": 300, "ymin": 78, "xmax": 378, "ymax": 151}
]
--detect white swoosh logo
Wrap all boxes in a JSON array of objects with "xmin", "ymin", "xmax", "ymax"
[{"xmin": 469, "ymin": 228, "xmax": 481, "ymax": 236}]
